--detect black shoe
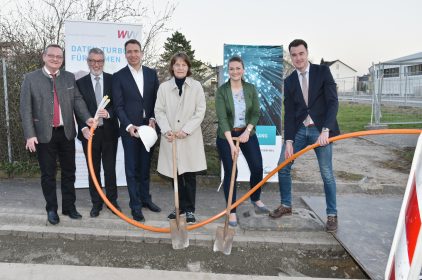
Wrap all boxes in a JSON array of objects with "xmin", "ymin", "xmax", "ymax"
[
  {"xmin": 62, "ymin": 209, "xmax": 83, "ymax": 219},
  {"xmin": 186, "ymin": 212, "xmax": 196, "ymax": 224},
  {"xmin": 167, "ymin": 209, "xmax": 185, "ymax": 220},
  {"xmin": 131, "ymin": 209, "xmax": 145, "ymax": 222},
  {"xmin": 142, "ymin": 201, "xmax": 161, "ymax": 212},
  {"xmin": 47, "ymin": 211, "xmax": 60, "ymax": 225},
  {"xmin": 90, "ymin": 206, "xmax": 102, "ymax": 218}
]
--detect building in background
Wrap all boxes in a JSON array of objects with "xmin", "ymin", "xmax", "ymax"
[
  {"xmin": 321, "ymin": 58, "xmax": 358, "ymax": 94},
  {"xmin": 370, "ymin": 52, "xmax": 422, "ymax": 97}
]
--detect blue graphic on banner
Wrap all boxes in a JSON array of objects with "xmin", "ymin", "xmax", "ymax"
[
  {"xmin": 256, "ymin": 126, "xmax": 276, "ymax": 145},
  {"xmin": 223, "ymin": 45, "xmax": 283, "ymax": 134}
]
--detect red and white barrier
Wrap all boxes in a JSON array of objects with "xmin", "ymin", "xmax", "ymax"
[{"xmin": 386, "ymin": 134, "xmax": 422, "ymax": 280}]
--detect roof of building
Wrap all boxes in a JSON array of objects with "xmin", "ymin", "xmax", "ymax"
[
  {"xmin": 320, "ymin": 58, "xmax": 357, "ymax": 72},
  {"xmin": 383, "ymin": 52, "xmax": 422, "ymax": 64}
]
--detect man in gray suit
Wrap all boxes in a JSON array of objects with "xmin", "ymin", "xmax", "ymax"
[{"xmin": 20, "ymin": 44, "xmax": 96, "ymax": 225}]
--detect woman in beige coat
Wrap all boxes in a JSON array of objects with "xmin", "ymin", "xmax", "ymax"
[{"xmin": 154, "ymin": 52, "xmax": 207, "ymax": 224}]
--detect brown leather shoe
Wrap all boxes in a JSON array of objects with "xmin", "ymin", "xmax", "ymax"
[
  {"xmin": 269, "ymin": 205, "xmax": 292, "ymax": 218},
  {"xmin": 326, "ymin": 216, "xmax": 338, "ymax": 232}
]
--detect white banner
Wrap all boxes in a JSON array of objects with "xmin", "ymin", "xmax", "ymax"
[{"xmin": 65, "ymin": 20, "xmax": 142, "ymax": 188}]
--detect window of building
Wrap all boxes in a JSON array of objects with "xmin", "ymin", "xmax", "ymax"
[
  {"xmin": 383, "ymin": 67, "xmax": 399, "ymax": 78},
  {"xmin": 406, "ymin": 64, "xmax": 422, "ymax": 76}
]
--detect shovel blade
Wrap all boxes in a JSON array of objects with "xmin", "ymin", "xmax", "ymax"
[
  {"xmin": 169, "ymin": 218, "xmax": 189, "ymax": 249},
  {"xmin": 213, "ymin": 226, "xmax": 235, "ymax": 255}
]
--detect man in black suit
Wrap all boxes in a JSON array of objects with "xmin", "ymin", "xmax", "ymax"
[
  {"xmin": 269, "ymin": 39, "xmax": 340, "ymax": 232},
  {"xmin": 112, "ymin": 39, "xmax": 161, "ymax": 222},
  {"xmin": 76, "ymin": 48, "xmax": 121, "ymax": 218}
]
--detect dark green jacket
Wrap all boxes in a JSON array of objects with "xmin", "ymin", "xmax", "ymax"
[{"xmin": 215, "ymin": 80, "xmax": 260, "ymax": 139}]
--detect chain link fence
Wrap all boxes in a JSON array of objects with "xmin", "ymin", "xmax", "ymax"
[
  {"xmin": 334, "ymin": 62, "xmax": 422, "ymax": 128},
  {"xmin": 370, "ymin": 62, "xmax": 422, "ymax": 127}
]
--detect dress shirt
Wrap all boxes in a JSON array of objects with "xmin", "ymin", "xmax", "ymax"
[
  {"xmin": 295, "ymin": 63, "xmax": 314, "ymax": 126},
  {"xmin": 128, "ymin": 64, "xmax": 144, "ymax": 97}
]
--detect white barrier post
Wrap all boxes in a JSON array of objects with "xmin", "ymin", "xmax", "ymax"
[{"xmin": 385, "ymin": 134, "xmax": 422, "ymax": 279}]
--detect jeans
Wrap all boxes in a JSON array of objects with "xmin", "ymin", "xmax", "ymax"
[
  {"xmin": 278, "ymin": 125, "xmax": 337, "ymax": 215},
  {"xmin": 217, "ymin": 131, "xmax": 263, "ymax": 213}
]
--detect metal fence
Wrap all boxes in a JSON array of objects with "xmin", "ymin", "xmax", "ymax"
[
  {"xmin": 334, "ymin": 63, "xmax": 422, "ymax": 127},
  {"xmin": 370, "ymin": 62, "xmax": 422, "ymax": 126}
]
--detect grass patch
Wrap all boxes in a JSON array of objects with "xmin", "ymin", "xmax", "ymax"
[
  {"xmin": 337, "ymin": 101, "xmax": 422, "ymax": 133},
  {"xmin": 0, "ymin": 161, "xmax": 39, "ymax": 178},
  {"xmin": 378, "ymin": 147, "xmax": 414, "ymax": 173},
  {"xmin": 335, "ymin": 170, "xmax": 364, "ymax": 181}
]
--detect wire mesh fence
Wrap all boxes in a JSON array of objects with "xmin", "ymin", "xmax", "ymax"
[{"xmin": 370, "ymin": 62, "xmax": 422, "ymax": 126}]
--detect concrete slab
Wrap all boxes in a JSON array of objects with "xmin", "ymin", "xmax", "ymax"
[
  {"xmin": 302, "ymin": 195, "xmax": 402, "ymax": 280},
  {"xmin": 0, "ymin": 262, "xmax": 360, "ymax": 280}
]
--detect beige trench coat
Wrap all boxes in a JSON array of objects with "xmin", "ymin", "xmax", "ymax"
[{"xmin": 154, "ymin": 77, "xmax": 207, "ymax": 178}]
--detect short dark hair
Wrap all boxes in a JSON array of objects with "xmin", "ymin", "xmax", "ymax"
[
  {"xmin": 288, "ymin": 39, "xmax": 308, "ymax": 52},
  {"xmin": 169, "ymin": 52, "xmax": 192, "ymax": 77},
  {"xmin": 227, "ymin": 56, "xmax": 244, "ymax": 69},
  {"xmin": 43, "ymin": 44, "xmax": 63, "ymax": 54},
  {"xmin": 124, "ymin": 39, "xmax": 142, "ymax": 50}
]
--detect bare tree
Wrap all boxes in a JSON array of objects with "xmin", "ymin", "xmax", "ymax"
[
  {"xmin": 0, "ymin": 0, "xmax": 175, "ymax": 165},
  {"xmin": 0, "ymin": 0, "xmax": 175, "ymax": 63}
]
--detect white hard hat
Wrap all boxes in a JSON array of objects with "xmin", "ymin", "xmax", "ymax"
[{"xmin": 136, "ymin": 125, "xmax": 158, "ymax": 152}]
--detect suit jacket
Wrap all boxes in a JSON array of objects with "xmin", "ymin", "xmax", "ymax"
[
  {"xmin": 215, "ymin": 80, "xmax": 260, "ymax": 139},
  {"xmin": 284, "ymin": 63, "xmax": 340, "ymax": 141},
  {"xmin": 20, "ymin": 68, "xmax": 91, "ymax": 143},
  {"xmin": 112, "ymin": 65, "xmax": 159, "ymax": 135},
  {"xmin": 75, "ymin": 72, "xmax": 119, "ymax": 141}
]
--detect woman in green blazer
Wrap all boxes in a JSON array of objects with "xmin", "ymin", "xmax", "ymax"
[{"xmin": 215, "ymin": 56, "xmax": 269, "ymax": 227}]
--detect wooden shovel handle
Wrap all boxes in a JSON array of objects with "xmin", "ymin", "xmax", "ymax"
[
  {"xmin": 225, "ymin": 137, "xmax": 240, "ymax": 221},
  {"xmin": 172, "ymin": 140, "xmax": 180, "ymax": 225}
]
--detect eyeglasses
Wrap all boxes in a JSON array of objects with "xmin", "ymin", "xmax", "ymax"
[
  {"xmin": 46, "ymin": 54, "xmax": 63, "ymax": 60},
  {"xmin": 88, "ymin": 59, "xmax": 105, "ymax": 65}
]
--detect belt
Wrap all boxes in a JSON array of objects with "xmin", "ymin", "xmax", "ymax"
[
  {"xmin": 52, "ymin": 126, "xmax": 64, "ymax": 130},
  {"xmin": 232, "ymin": 127, "xmax": 246, "ymax": 132},
  {"xmin": 306, "ymin": 124, "xmax": 315, "ymax": 127}
]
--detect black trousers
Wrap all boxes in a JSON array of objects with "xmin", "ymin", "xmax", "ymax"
[
  {"xmin": 173, "ymin": 172, "xmax": 196, "ymax": 213},
  {"xmin": 36, "ymin": 127, "xmax": 76, "ymax": 213},
  {"xmin": 82, "ymin": 127, "xmax": 118, "ymax": 208}
]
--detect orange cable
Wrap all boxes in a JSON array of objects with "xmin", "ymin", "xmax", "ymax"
[{"xmin": 88, "ymin": 128, "xmax": 421, "ymax": 233}]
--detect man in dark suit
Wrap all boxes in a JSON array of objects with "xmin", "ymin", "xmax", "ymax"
[
  {"xmin": 269, "ymin": 39, "xmax": 340, "ymax": 232},
  {"xmin": 112, "ymin": 39, "xmax": 161, "ymax": 222},
  {"xmin": 76, "ymin": 48, "xmax": 121, "ymax": 218},
  {"xmin": 20, "ymin": 44, "xmax": 96, "ymax": 225}
]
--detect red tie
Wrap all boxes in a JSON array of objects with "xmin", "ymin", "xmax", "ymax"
[{"xmin": 50, "ymin": 74, "xmax": 60, "ymax": 127}]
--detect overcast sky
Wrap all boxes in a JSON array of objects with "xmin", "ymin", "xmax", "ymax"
[
  {"xmin": 162, "ymin": 0, "xmax": 421, "ymax": 75},
  {"xmin": 1, "ymin": 0, "xmax": 421, "ymax": 75}
]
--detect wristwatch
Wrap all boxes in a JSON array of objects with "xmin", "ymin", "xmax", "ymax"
[{"xmin": 322, "ymin": 127, "xmax": 330, "ymax": 132}]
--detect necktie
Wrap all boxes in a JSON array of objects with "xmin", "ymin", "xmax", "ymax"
[
  {"xmin": 50, "ymin": 74, "xmax": 60, "ymax": 127},
  {"xmin": 300, "ymin": 71, "xmax": 311, "ymax": 126},
  {"xmin": 94, "ymin": 76, "xmax": 103, "ymax": 126}
]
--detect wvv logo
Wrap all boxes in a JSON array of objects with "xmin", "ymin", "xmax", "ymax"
[{"xmin": 117, "ymin": 30, "xmax": 138, "ymax": 39}]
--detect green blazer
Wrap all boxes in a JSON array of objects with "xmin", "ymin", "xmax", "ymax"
[{"xmin": 215, "ymin": 80, "xmax": 260, "ymax": 139}]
